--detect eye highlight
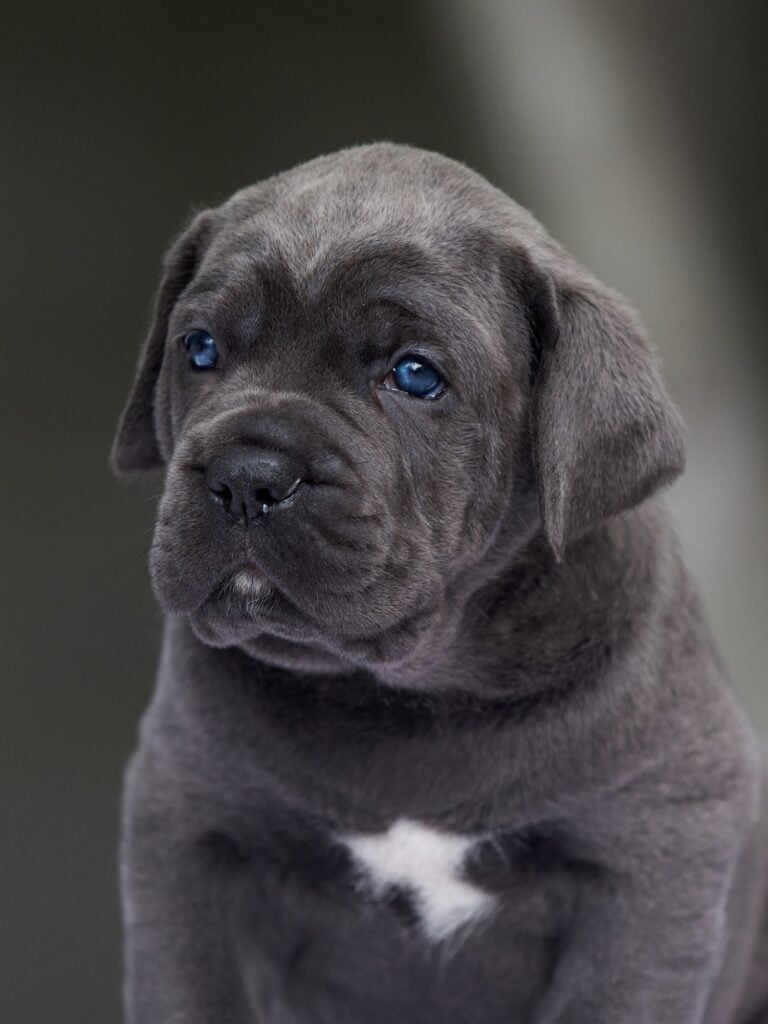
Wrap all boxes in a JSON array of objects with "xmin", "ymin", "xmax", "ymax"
[
  {"xmin": 385, "ymin": 355, "xmax": 445, "ymax": 400},
  {"xmin": 183, "ymin": 330, "xmax": 219, "ymax": 370}
]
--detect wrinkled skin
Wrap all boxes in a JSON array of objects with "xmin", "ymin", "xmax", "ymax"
[
  {"xmin": 151, "ymin": 240, "xmax": 529, "ymax": 677},
  {"xmin": 112, "ymin": 144, "xmax": 768, "ymax": 1024}
]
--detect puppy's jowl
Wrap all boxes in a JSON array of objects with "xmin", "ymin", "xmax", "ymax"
[{"xmin": 113, "ymin": 144, "xmax": 768, "ymax": 1023}]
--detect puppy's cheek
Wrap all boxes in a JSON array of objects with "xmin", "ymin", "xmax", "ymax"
[
  {"xmin": 324, "ymin": 554, "xmax": 444, "ymax": 649},
  {"xmin": 148, "ymin": 475, "xmax": 232, "ymax": 614},
  {"xmin": 149, "ymin": 525, "xmax": 217, "ymax": 614}
]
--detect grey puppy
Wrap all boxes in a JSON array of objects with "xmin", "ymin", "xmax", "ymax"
[{"xmin": 112, "ymin": 143, "xmax": 768, "ymax": 1023}]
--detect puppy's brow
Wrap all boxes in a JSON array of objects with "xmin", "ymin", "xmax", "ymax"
[
  {"xmin": 182, "ymin": 268, "xmax": 258, "ymax": 300},
  {"xmin": 305, "ymin": 241, "xmax": 439, "ymax": 299},
  {"xmin": 352, "ymin": 297, "xmax": 420, "ymax": 327},
  {"xmin": 362, "ymin": 296, "xmax": 418, "ymax": 318}
]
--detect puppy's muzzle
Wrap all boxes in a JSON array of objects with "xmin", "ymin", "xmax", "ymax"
[{"xmin": 205, "ymin": 445, "xmax": 305, "ymax": 527}]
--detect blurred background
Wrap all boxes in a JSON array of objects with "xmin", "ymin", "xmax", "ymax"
[{"xmin": 1, "ymin": 1, "xmax": 766, "ymax": 1020}]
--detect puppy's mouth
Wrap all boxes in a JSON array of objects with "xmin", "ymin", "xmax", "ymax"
[
  {"xmin": 160, "ymin": 541, "xmax": 443, "ymax": 675},
  {"xmin": 188, "ymin": 563, "xmax": 319, "ymax": 646},
  {"xmin": 149, "ymin": 443, "xmax": 446, "ymax": 668}
]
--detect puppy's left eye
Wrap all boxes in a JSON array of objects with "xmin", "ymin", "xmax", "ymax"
[
  {"xmin": 183, "ymin": 330, "xmax": 219, "ymax": 370},
  {"xmin": 386, "ymin": 356, "xmax": 445, "ymax": 399}
]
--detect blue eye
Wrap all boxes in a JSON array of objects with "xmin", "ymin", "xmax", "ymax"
[
  {"xmin": 183, "ymin": 330, "xmax": 219, "ymax": 370},
  {"xmin": 389, "ymin": 356, "xmax": 445, "ymax": 399}
]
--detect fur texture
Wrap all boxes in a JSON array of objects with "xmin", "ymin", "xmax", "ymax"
[{"xmin": 113, "ymin": 143, "xmax": 768, "ymax": 1023}]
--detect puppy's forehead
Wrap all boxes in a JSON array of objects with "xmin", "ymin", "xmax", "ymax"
[
  {"xmin": 196, "ymin": 216, "xmax": 506, "ymax": 341},
  {"xmin": 202, "ymin": 143, "xmax": 535, "ymax": 291},
  {"xmin": 194, "ymin": 234, "xmax": 481, "ymax": 324}
]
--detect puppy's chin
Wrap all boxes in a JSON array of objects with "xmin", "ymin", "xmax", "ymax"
[
  {"xmin": 188, "ymin": 601, "xmax": 356, "ymax": 674},
  {"xmin": 186, "ymin": 571, "xmax": 321, "ymax": 649}
]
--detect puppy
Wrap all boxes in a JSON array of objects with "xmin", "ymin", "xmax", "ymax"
[{"xmin": 112, "ymin": 143, "xmax": 768, "ymax": 1023}]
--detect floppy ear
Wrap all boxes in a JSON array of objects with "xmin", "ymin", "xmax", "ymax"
[
  {"xmin": 110, "ymin": 210, "xmax": 215, "ymax": 478},
  {"xmin": 529, "ymin": 270, "xmax": 686, "ymax": 559}
]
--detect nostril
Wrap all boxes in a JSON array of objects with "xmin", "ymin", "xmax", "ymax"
[
  {"xmin": 254, "ymin": 487, "xmax": 278, "ymax": 508},
  {"xmin": 208, "ymin": 480, "xmax": 232, "ymax": 506},
  {"xmin": 253, "ymin": 477, "xmax": 303, "ymax": 509}
]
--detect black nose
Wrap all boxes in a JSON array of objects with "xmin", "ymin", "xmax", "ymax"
[{"xmin": 204, "ymin": 446, "xmax": 305, "ymax": 526}]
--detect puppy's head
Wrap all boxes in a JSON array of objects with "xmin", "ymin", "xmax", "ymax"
[{"xmin": 112, "ymin": 144, "xmax": 684, "ymax": 678}]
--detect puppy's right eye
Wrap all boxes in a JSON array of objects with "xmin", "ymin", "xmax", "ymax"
[{"xmin": 182, "ymin": 330, "xmax": 219, "ymax": 370}]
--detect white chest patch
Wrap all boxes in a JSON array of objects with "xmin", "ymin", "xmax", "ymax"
[{"xmin": 341, "ymin": 818, "xmax": 494, "ymax": 942}]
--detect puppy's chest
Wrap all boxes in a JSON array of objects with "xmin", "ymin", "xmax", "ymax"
[{"xmin": 339, "ymin": 817, "xmax": 494, "ymax": 942}]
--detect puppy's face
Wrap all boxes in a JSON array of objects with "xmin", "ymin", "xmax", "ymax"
[
  {"xmin": 149, "ymin": 222, "xmax": 533, "ymax": 671},
  {"xmin": 113, "ymin": 145, "xmax": 685, "ymax": 681}
]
